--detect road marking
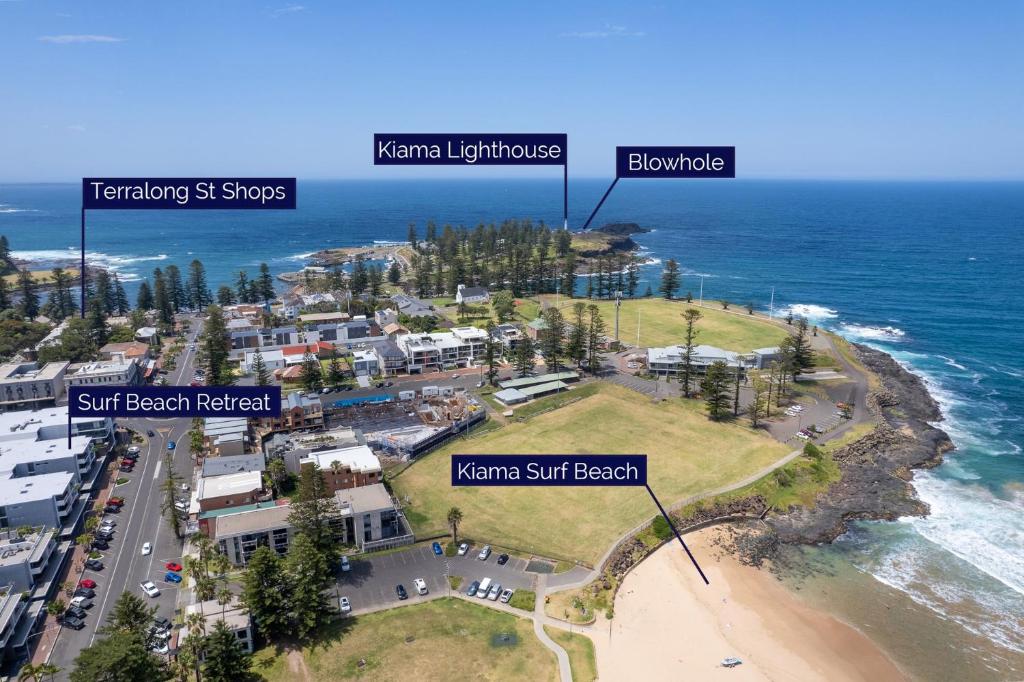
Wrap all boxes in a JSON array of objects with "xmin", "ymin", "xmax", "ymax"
[{"xmin": 153, "ymin": 459, "xmax": 162, "ymax": 480}]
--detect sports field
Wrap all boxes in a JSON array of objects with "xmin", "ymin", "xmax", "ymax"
[
  {"xmin": 547, "ymin": 296, "xmax": 789, "ymax": 351},
  {"xmin": 253, "ymin": 599, "xmax": 556, "ymax": 681},
  {"xmin": 392, "ymin": 383, "xmax": 789, "ymax": 563}
]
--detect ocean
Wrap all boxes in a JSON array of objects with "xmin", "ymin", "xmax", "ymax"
[{"xmin": 3, "ymin": 179, "xmax": 1022, "ymax": 678}]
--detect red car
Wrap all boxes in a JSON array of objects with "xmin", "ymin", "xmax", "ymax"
[
  {"xmin": 80, "ymin": 579, "xmax": 97, "ymax": 589},
  {"xmin": 108, "ymin": 497, "xmax": 125, "ymax": 507},
  {"xmin": 165, "ymin": 562, "xmax": 182, "ymax": 572}
]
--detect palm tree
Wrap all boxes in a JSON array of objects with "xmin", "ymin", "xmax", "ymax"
[
  {"xmin": 446, "ymin": 507, "xmax": 463, "ymax": 544},
  {"xmin": 18, "ymin": 663, "xmax": 60, "ymax": 682}
]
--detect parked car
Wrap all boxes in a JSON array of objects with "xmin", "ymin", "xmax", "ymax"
[
  {"xmin": 64, "ymin": 606, "xmax": 87, "ymax": 620},
  {"xmin": 339, "ymin": 596, "xmax": 351, "ymax": 613},
  {"xmin": 74, "ymin": 587, "xmax": 96, "ymax": 599},
  {"xmin": 165, "ymin": 572, "xmax": 182, "ymax": 584},
  {"xmin": 478, "ymin": 545, "xmax": 492, "ymax": 561},
  {"xmin": 103, "ymin": 505, "xmax": 120, "ymax": 514},
  {"xmin": 127, "ymin": 446, "xmax": 140, "ymax": 455},
  {"xmin": 80, "ymin": 579, "xmax": 97, "ymax": 589},
  {"xmin": 108, "ymin": 497, "xmax": 125, "ymax": 507},
  {"xmin": 61, "ymin": 615, "xmax": 85, "ymax": 630},
  {"xmin": 340, "ymin": 556, "xmax": 351, "ymax": 572},
  {"xmin": 165, "ymin": 562, "xmax": 182, "ymax": 572},
  {"xmin": 432, "ymin": 541, "xmax": 443, "ymax": 556},
  {"xmin": 395, "ymin": 584, "xmax": 408, "ymax": 600},
  {"xmin": 85, "ymin": 559, "xmax": 104, "ymax": 571},
  {"xmin": 496, "ymin": 553, "xmax": 509, "ymax": 566},
  {"xmin": 466, "ymin": 580, "xmax": 480, "ymax": 597},
  {"xmin": 499, "ymin": 588, "xmax": 514, "ymax": 604},
  {"xmin": 147, "ymin": 430, "xmax": 155, "ymax": 437},
  {"xmin": 141, "ymin": 542, "xmax": 152, "ymax": 555},
  {"xmin": 119, "ymin": 465, "xmax": 134, "ymax": 473},
  {"xmin": 167, "ymin": 441, "xmax": 176, "ymax": 450},
  {"xmin": 70, "ymin": 596, "xmax": 93, "ymax": 609},
  {"xmin": 141, "ymin": 581, "xmax": 161, "ymax": 598},
  {"xmin": 477, "ymin": 577, "xmax": 492, "ymax": 598},
  {"xmin": 92, "ymin": 539, "xmax": 109, "ymax": 550},
  {"xmin": 153, "ymin": 616, "xmax": 172, "ymax": 632},
  {"xmin": 99, "ymin": 518, "xmax": 116, "ymax": 528},
  {"xmin": 384, "ymin": 381, "xmax": 394, "ymax": 387},
  {"xmin": 457, "ymin": 543, "xmax": 469, "ymax": 556},
  {"xmin": 94, "ymin": 531, "xmax": 114, "ymax": 541},
  {"xmin": 413, "ymin": 578, "xmax": 428, "ymax": 595},
  {"xmin": 487, "ymin": 583, "xmax": 502, "ymax": 601}
]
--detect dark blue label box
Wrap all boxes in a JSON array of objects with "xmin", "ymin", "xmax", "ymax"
[
  {"xmin": 616, "ymin": 146, "xmax": 735, "ymax": 178},
  {"xmin": 452, "ymin": 454, "xmax": 646, "ymax": 486},
  {"xmin": 68, "ymin": 386, "xmax": 281, "ymax": 418},
  {"xmin": 82, "ymin": 178, "xmax": 297, "ymax": 209},
  {"xmin": 374, "ymin": 133, "xmax": 567, "ymax": 166}
]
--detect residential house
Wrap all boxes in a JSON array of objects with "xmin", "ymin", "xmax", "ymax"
[
  {"xmin": 374, "ymin": 308, "xmax": 398, "ymax": 328},
  {"xmin": 240, "ymin": 349, "xmax": 285, "ymax": 373},
  {"xmin": 455, "ymin": 284, "xmax": 489, "ymax": 305},
  {"xmin": 373, "ymin": 341, "xmax": 407, "ymax": 376},
  {"xmin": 300, "ymin": 445, "xmax": 382, "ymax": 494},
  {"xmin": 99, "ymin": 342, "xmax": 151, "ymax": 364},
  {"xmin": 184, "ymin": 596, "xmax": 254, "ymax": 654}
]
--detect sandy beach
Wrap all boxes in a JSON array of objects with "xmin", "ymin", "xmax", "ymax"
[{"xmin": 589, "ymin": 527, "xmax": 906, "ymax": 681}]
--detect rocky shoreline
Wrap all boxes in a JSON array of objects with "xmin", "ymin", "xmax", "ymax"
[{"xmin": 767, "ymin": 343, "xmax": 954, "ymax": 545}]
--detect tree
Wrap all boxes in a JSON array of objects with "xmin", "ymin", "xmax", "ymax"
[
  {"xmin": 202, "ymin": 620, "xmax": 254, "ymax": 682},
  {"xmin": 136, "ymin": 280, "xmax": 154, "ymax": 311},
  {"xmin": 240, "ymin": 546, "xmax": 290, "ymax": 642},
  {"xmin": 164, "ymin": 265, "xmax": 185, "ymax": 313},
  {"xmin": 200, "ymin": 305, "xmax": 232, "ymax": 385},
  {"xmin": 112, "ymin": 273, "xmax": 130, "ymax": 315},
  {"xmin": 17, "ymin": 269, "xmax": 39, "ymax": 318},
  {"xmin": 733, "ymin": 362, "xmax": 743, "ymax": 416},
  {"xmin": 407, "ymin": 223, "xmax": 418, "ymax": 251},
  {"xmin": 288, "ymin": 463, "xmax": 339, "ymax": 559},
  {"xmin": 257, "ymin": 262, "xmax": 275, "ymax": 302},
  {"xmin": 159, "ymin": 452, "xmax": 183, "ymax": 538},
  {"xmin": 585, "ymin": 304, "xmax": 606, "ymax": 373},
  {"xmin": 103, "ymin": 591, "xmax": 157, "ymax": 643},
  {"xmin": 560, "ymin": 252, "xmax": 577, "ymax": 298},
  {"xmin": 284, "ymin": 533, "xmax": 332, "ymax": 641},
  {"xmin": 327, "ymin": 348, "xmax": 346, "ymax": 387},
  {"xmin": 791, "ymin": 317, "xmax": 814, "ymax": 372},
  {"xmin": 70, "ymin": 630, "xmax": 170, "ymax": 682},
  {"xmin": 299, "ymin": 349, "xmax": 324, "ymax": 391},
  {"xmin": 680, "ymin": 308, "xmax": 702, "ymax": 399},
  {"xmin": 483, "ymin": 321, "xmax": 499, "ymax": 386},
  {"xmin": 625, "ymin": 257, "xmax": 639, "ymax": 298},
  {"xmin": 491, "ymin": 290, "xmax": 515, "ymax": 323},
  {"xmin": 512, "ymin": 335, "xmax": 535, "ymax": 377},
  {"xmin": 350, "ymin": 254, "xmax": 368, "ymax": 294},
  {"xmin": 720, "ymin": 300, "xmax": 730, "ymax": 310},
  {"xmin": 216, "ymin": 285, "xmax": 236, "ymax": 306},
  {"xmin": 46, "ymin": 267, "xmax": 77, "ymax": 320},
  {"xmin": 538, "ymin": 306, "xmax": 565, "ymax": 372},
  {"xmin": 187, "ymin": 259, "xmax": 212, "ymax": 309},
  {"xmin": 387, "ymin": 260, "xmax": 401, "ymax": 285},
  {"xmin": 36, "ymin": 317, "xmax": 97, "ymax": 363},
  {"xmin": 85, "ymin": 296, "xmax": 110, "ymax": 346},
  {"xmin": 152, "ymin": 268, "xmax": 173, "ymax": 324},
  {"xmin": 368, "ymin": 264, "xmax": 384, "ymax": 297},
  {"xmin": 18, "ymin": 663, "xmax": 61, "ymax": 682},
  {"xmin": 701, "ymin": 361, "xmax": 732, "ymax": 420},
  {"xmin": 45, "ymin": 598, "xmax": 66, "ymax": 619},
  {"xmin": 447, "ymin": 506, "xmax": 463, "ymax": 544},
  {"xmin": 565, "ymin": 302, "xmax": 587, "ymax": 368},
  {"xmin": 659, "ymin": 259, "xmax": 680, "ymax": 300},
  {"xmin": 235, "ymin": 271, "xmax": 251, "ymax": 304},
  {"xmin": 749, "ymin": 376, "xmax": 768, "ymax": 427},
  {"xmin": 249, "ymin": 350, "xmax": 270, "ymax": 386},
  {"xmin": 0, "ymin": 277, "xmax": 10, "ymax": 312},
  {"xmin": 266, "ymin": 458, "xmax": 288, "ymax": 495}
]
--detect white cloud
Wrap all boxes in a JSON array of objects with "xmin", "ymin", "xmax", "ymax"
[
  {"xmin": 269, "ymin": 4, "xmax": 305, "ymax": 18},
  {"xmin": 561, "ymin": 24, "xmax": 645, "ymax": 39},
  {"xmin": 67, "ymin": 124, "xmax": 86, "ymax": 132},
  {"xmin": 38, "ymin": 34, "xmax": 124, "ymax": 44}
]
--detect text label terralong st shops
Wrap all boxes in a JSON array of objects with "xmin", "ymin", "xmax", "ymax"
[{"xmin": 82, "ymin": 178, "xmax": 297, "ymax": 209}]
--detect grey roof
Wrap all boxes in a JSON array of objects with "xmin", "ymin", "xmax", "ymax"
[
  {"xmin": 374, "ymin": 340, "xmax": 405, "ymax": 360},
  {"xmin": 459, "ymin": 286, "xmax": 488, "ymax": 298},
  {"xmin": 202, "ymin": 454, "xmax": 265, "ymax": 478}
]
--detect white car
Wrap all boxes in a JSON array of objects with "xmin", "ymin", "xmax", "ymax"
[
  {"xmin": 340, "ymin": 556, "xmax": 351, "ymax": 572},
  {"xmin": 339, "ymin": 596, "xmax": 351, "ymax": 613},
  {"xmin": 127, "ymin": 446, "xmax": 140, "ymax": 455},
  {"xmin": 457, "ymin": 543, "xmax": 469, "ymax": 556},
  {"xmin": 478, "ymin": 544, "xmax": 492, "ymax": 561},
  {"xmin": 141, "ymin": 542, "xmax": 152, "ymax": 556},
  {"xmin": 413, "ymin": 578, "xmax": 428, "ymax": 595},
  {"xmin": 141, "ymin": 581, "xmax": 161, "ymax": 598}
]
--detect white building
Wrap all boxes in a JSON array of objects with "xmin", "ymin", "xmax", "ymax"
[
  {"xmin": 395, "ymin": 326, "xmax": 488, "ymax": 373},
  {"xmin": 64, "ymin": 359, "xmax": 141, "ymax": 389},
  {"xmin": 240, "ymin": 349, "xmax": 286, "ymax": 373},
  {"xmin": 185, "ymin": 596, "xmax": 254, "ymax": 654},
  {"xmin": 0, "ymin": 362, "xmax": 68, "ymax": 413},
  {"xmin": 350, "ymin": 349, "xmax": 379, "ymax": 377},
  {"xmin": 646, "ymin": 344, "xmax": 745, "ymax": 376},
  {"xmin": 455, "ymin": 284, "xmax": 489, "ymax": 305}
]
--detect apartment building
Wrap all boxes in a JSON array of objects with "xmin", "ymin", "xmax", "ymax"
[
  {"xmin": 256, "ymin": 394, "xmax": 324, "ymax": 435},
  {"xmin": 64, "ymin": 359, "xmax": 141, "ymax": 389},
  {"xmin": 395, "ymin": 326, "xmax": 488, "ymax": 373},
  {"xmin": 299, "ymin": 445, "xmax": 382, "ymax": 494},
  {"xmin": 0, "ymin": 362, "xmax": 68, "ymax": 413},
  {"xmin": 196, "ymin": 471, "xmax": 266, "ymax": 513},
  {"xmin": 210, "ymin": 502, "xmax": 293, "ymax": 565}
]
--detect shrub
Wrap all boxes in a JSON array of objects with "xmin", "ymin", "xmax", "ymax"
[{"xmin": 651, "ymin": 515, "xmax": 673, "ymax": 541}]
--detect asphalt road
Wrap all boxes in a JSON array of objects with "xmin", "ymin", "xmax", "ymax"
[
  {"xmin": 338, "ymin": 542, "xmax": 536, "ymax": 616},
  {"xmin": 49, "ymin": 317, "xmax": 204, "ymax": 672}
]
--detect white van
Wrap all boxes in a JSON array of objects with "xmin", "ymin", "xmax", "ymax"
[
  {"xmin": 398, "ymin": 390, "xmax": 415, "ymax": 401},
  {"xmin": 413, "ymin": 578, "xmax": 428, "ymax": 595},
  {"xmin": 422, "ymin": 386, "xmax": 439, "ymax": 397},
  {"xmin": 70, "ymin": 596, "xmax": 92, "ymax": 609},
  {"xmin": 477, "ymin": 577, "xmax": 492, "ymax": 598}
]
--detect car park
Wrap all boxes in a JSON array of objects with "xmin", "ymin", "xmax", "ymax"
[
  {"xmin": 432, "ymin": 541, "xmax": 443, "ymax": 556},
  {"xmin": 487, "ymin": 583, "xmax": 502, "ymax": 601},
  {"xmin": 141, "ymin": 542, "xmax": 152, "ymax": 555},
  {"xmin": 141, "ymin": 581, "xmax": 161, "ymax": 598},
  {"xmin": 413, "ymin": 578, "xmax": 428, "ymax": 595},
  {"xmin": 165, "ymin": 562, "xmax": 182, "ymax": 572},
  {"xmin": 499, "ymin": 588, "xmax": 514, "ymax": 603},
  {"xmin": 85, "ymin": 559, "xmax": 104, "ymax": 571},
  {"xmin": 395, "ymin": 584, "xmax": 408, "ymax": 600},
  {"xmin": 339, "ymin": 596, "xmax": 351, "ymax": 613},
  {"xmin": 80, "ymin": 579, "xmax": 97, "ymax": 589},
  {"xmin": 457, "ymin": 543, "xmax": 469, "ymax": 556},
  {"xmin": 466, "ymin": 580, "xmax": 480, "ymax": 597},
  {"xmin": 165, "ymin": 572, "xmax": 182, "ymax": 583},
  {"xmin": 478, "ymin": 545, "xmax": 491, "ymax": 561},
  {"xmin": 496, "ymin": 553, "xmax": 509, "ymax": 565}
]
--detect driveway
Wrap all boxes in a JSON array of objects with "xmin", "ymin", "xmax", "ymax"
[{"xmin": 336, "ymin": 543, "xmax": 536, "ymax": 615}]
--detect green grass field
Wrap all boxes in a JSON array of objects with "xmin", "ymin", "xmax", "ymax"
[
  {"xmin": 545, "ymin": 627, "xmax": 598, "ymax": 682},
  {"xmin": 546, "ymin": 296, "xmax": 789, "ymax": 352},
  {"xmin": 252, "ymin": 599, "xmax": 556, "ymax": 682},
  {"xmin": 392, "ymin": 383, "xmax": 789, "ymax": 563}
]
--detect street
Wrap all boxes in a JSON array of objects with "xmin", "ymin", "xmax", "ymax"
[{"xmin": 48, "ymin": 317, "xmax": 204, "ymax": 673}]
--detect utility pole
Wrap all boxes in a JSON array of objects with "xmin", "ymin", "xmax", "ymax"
[
  {"xmin": 698, "ymin": 275, "xmax": 704, "ymax": 308},
  {"xmin": 769, "ymin": 286, "xmax": 775, "ymax": 320},
  {"xmin": 636, "ymin": 309, "xmax": 640, "ymax": 348},
  {"xmin": 614, "ymin": 290, "xmax": 622, "ymax": 345}
]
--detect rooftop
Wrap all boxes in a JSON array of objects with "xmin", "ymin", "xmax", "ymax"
[
  {"xmin": 197, "ymin": 470, "xmax": 263, "ymax": 500},
  {"xmin": 66, "ymin": 359, "xmax": 135, "ymax": 377},
  {"xmin": 334, "ymin": 482, "xmax": 394, "ymax": 514},
  {"xmin": 498, "ymin": 371, "xmax": 578, "ymax": 390},
  {"xmin": 202, "ymin": 454, "xmax": 265, "ymax": 478},
  {"xmin": 185, "ymin": 596, "xmax": 250, "ymax": 633},
  {"xmin": 0, "ymin": 436, "xmax": 92, "ymax": 473},
  {"xmin": 0, "ymin": 361, "xmax": 68, "ymax": 382},
  {"xmin": 302, "ymin": 444, "xmax": 380, "ymax": 475},
  {"xmin": 99, "ymin": 342, "xmax": 150, "ymax": 357},
  {"xmin": 211, "ymin": 503, "xmax": 291, "ymax": 537},
  {"xmin": 0, "ymin": 471, "xmax": 73, "ymax": 502}
]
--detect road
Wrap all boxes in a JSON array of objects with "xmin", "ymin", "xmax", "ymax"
[{"xmin": 49, "ymin": 316, "xmax": 204, "ymax": 674}]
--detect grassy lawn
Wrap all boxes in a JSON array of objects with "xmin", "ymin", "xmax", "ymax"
[
  {"xmin": 507, "ymin": 589, "xmax": 536, "ymax": 611},
  {"xmin": 252, "ymin": 599, "xmax": 556, "ymax": 682},
  {"xmin": 545, "ymin": 627, "xmax": 598, "ymax": 682},
  {"xmin": 392, "ymin": 383, "xmax": 789, "ymax": 564},
  {"xmin": 2, "ymin": 267, "xmax": 80, "ymax": 285},
  {"xmin": 544, "ymin": 296, "xmax": 789, "ymax": 352}
]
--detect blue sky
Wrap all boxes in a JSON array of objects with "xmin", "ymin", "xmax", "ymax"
[{"xmin": 1, "ymin": 1, "xmax": 1021, "ymax": 181}]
